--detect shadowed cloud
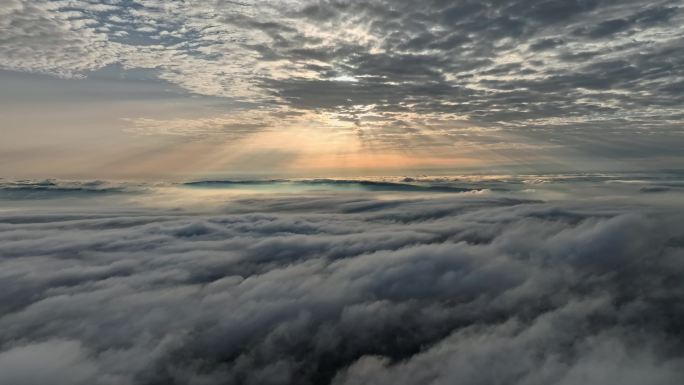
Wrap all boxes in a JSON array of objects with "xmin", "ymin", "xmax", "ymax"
[{"xmin": 0, "ymin": 177, "xmax": 683, "ymax": 384}]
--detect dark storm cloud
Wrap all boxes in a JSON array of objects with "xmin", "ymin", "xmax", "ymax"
[{"xmin": 1, "ymin": 184, "xmax": 684, "ymax": 384}]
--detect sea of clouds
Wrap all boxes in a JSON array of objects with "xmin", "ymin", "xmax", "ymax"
[{"xmin": 0, "ymin": 176, "xmax": 683, "ymax": 385}]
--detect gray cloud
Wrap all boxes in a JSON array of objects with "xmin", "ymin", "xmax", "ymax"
[
  {"xmin": 258, "ymin": 0, "xmax": 684, "ymax": 157},
  {"xmin": 2, "ymin": 0, "xmax": 683, "ymax": 160},
  {"xmin": 1, "ymin": 179, "xmax": 683, "ymax": 384},
  {"xmin": 0, "ymin": 340, "xmax": 104, "ymax": 385}
]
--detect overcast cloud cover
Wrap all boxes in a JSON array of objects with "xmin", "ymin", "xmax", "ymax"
[
  {"xmin": 1, "ymin": 177, "xmax": 684, "ymax": 384},
  {"xmin": 3, "ymin": 0, "xmax": 684, "ymax": 122},
  {"xmin": 1, "ymin": 0, "xmax": 684, "ymax": 177}
]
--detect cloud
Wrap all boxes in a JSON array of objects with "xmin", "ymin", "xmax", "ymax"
[
  {"xmin": 0, "ymin": 340, "xmax": 105, "ymax": 385},
  {"xmin": 0, "ymin": 179, "xmax": 142, "ymax": 200},
  {"xmin": 2, "ymin": 0, "xmax": 683, "ymax": 155},
  {"xmin": 185, "ymin": 179, "xmax": 476, "ymax": 193},
  {"xmin": 332, "ymin": 314, "xmax": 684, "ymax": 385},
  {"xmin": 0, "ymin": 180, "xmax": 683, "ymax": 384}
]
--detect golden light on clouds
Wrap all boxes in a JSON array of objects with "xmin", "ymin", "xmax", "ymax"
[{"xmin": 115, "ymin": 109, "xmax": 492, "ymax": 177}]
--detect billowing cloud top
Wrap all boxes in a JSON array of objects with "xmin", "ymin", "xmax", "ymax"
[{"xmin": 0, "ymin": 176, "xmax": 683, "ymax": 384}]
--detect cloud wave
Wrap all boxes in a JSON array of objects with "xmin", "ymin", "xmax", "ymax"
[{"xmin": 1, "ymin": 187, "xmax": 683, "ymax": 384}]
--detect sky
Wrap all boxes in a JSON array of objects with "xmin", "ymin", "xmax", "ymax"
[
  {"xmin": 2, "ymin": 2, "xmax": 684, "ymax": 383},
  {"xmin": 2, "ymin": 0, "xmax": 684, "ymax": 178}
]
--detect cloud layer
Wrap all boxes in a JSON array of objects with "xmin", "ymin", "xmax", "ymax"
[
  {"xmin": 2, "ymin": 0, "xmax": 683, "ymax": 158},
  {"xmin": 1, "ymin": 181, "xmax": 683, "ymax": 384}
]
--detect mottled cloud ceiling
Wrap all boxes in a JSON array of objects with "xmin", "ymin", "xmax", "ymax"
[{"xmin": 1, "ymin": 0, "xmax": 683, "ymax": 174}]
